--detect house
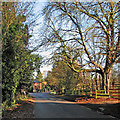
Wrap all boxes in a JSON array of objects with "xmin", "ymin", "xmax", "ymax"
[{"xmin": 33, "ymin": 79, "xmax": 42, "ymax": 92}]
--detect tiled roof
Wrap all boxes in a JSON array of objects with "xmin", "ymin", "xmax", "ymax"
[{"xmin": 33, "ymin": 79, "xmax": 40, "ymax": 83}]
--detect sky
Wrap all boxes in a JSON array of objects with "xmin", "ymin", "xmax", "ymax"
[
  {"xmin": 28, "ymin": 0, "xmax": 119, "ymax": 76},
  {"xmin": 28, "ymin": 2, "xmax": 53, "ymax": 74}
]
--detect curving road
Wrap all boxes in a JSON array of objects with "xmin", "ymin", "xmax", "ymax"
[{"xmin": 29, "ymin": 92, "xmax": 116, "ymax": 119}]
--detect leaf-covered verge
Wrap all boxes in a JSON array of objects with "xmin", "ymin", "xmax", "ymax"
[
  {"xmin": 54, "ymin": 94, "xmax": 120, "ymax": 119},
  {"xmin": 2, "ymin": 94, "xmax": 35, "ymax": 119}
]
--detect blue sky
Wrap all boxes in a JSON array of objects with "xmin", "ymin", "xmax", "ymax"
[{"xmin": 28, "ymin": 2, "xmax": 53, "ymax": 74}]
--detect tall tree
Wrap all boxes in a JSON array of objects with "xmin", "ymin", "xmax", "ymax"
[
  {"xmin": 45, "ymin": 60, "xmax": 81, "ymax": 93},
  {"xmin": 2, "ymin": 2, "xmax": 36, "ymax": 107},
  {"xmin": 42, "ymin": 1, "xmax": 119, "ymax": 93},
  {"xmin": 35, "ymin": 55, "xmax": 43, "ymax": 82}
]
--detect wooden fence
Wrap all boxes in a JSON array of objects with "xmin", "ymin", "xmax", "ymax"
[
  {"xmin": 95, "ymin": 90, "xmax": 110, "ymax": 98},
  {"xmin": 64, "ymin": 89, "xmax": 120, "ymax": 99},
  {"xmin": 65, "ymin": 90, "xmax": 95, "ymax": 96},
  {"xmin": 109, "ymin": 89, "xmax": 120, "ymax": 99}
]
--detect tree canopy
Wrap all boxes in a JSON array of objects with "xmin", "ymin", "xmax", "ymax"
[
  {"xmin": 45, "ymin": 60, "xmax": 81, "ymax": 93},
  {"xmin": 41, "ymin": 1, "xmax": 120, "ymax": 93}
]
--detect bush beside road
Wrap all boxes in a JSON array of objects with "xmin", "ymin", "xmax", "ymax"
[{"xmin": 2, "ymin": 95, "xmax": 35, "ymax": 119}]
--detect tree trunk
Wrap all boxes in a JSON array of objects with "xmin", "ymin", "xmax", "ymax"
[
  {"xmin": 98, "ymin": 75, "xmax": 101, "ymax": 90},
  {"xmin": 101, "ymin": 73, "xmax": 105, "ymax": 91},
  {"xmin": 12, "ymin": 87, "xmax": 17, "ymax": 104},
  {"xmin": 106, "ymin": 70, "xmax": 112, "ymax": 93},
  {"xmin": 95, "ymin": 73, "xmax": 98, "ymax": 90},
  {"xmin": 101, "ymin": 70, "xmax": 112, "ymax": 93}
]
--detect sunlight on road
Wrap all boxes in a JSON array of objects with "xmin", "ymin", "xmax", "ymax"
[
  {"xmin": 29, "ymin": 93, "xmax": 115, "ymax": 118},
  {"xmin": 34, "ymin": 99, "xmax": 75, "ymax": 104},
  {"xmin": 29, "ymin": 92, "xmax": 75, "ymax": 104}
]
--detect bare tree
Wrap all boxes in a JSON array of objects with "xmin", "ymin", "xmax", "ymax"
[{"xmin": 41, "ymin": 1, "xmax": 119, "ymax": 93}]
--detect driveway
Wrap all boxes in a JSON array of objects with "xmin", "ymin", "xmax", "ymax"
[{"xmin": 29, "ymin": 92, "xmax": 116, "ymax": 119}]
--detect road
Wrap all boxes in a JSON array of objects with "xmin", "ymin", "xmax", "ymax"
[{"xmin": 29, "ymin": 92, "xmax": 116, "ymax": 119}]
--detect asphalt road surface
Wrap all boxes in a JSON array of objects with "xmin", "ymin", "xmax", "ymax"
[{"xmin": 29, "ymin": 92, "xmax": 116, "ymax": 119}]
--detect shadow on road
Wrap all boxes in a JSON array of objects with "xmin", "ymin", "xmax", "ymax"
[{"xmin": 29, "ymin": 93, "xmax": 118, "ymax": 119}]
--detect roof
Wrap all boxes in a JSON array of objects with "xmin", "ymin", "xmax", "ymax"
[{"xmin": 33, "ymin": 79, "xmax": 40, "ymax": 83}]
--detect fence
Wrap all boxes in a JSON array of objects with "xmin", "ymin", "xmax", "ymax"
[
  {"xmin": 65, "ymin": 90, "xmax": 95, "ymax": 96},
  {"xmin": 109, "ymin": 89, "xmax": 120, "ymax": 99},
  {"xmin": 95, "ymin": 90, "xmax": 110, "ymax": 98},
  {"xmin": 64, "ymin": 89, "xmax": 120, "ymax": 99}
]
